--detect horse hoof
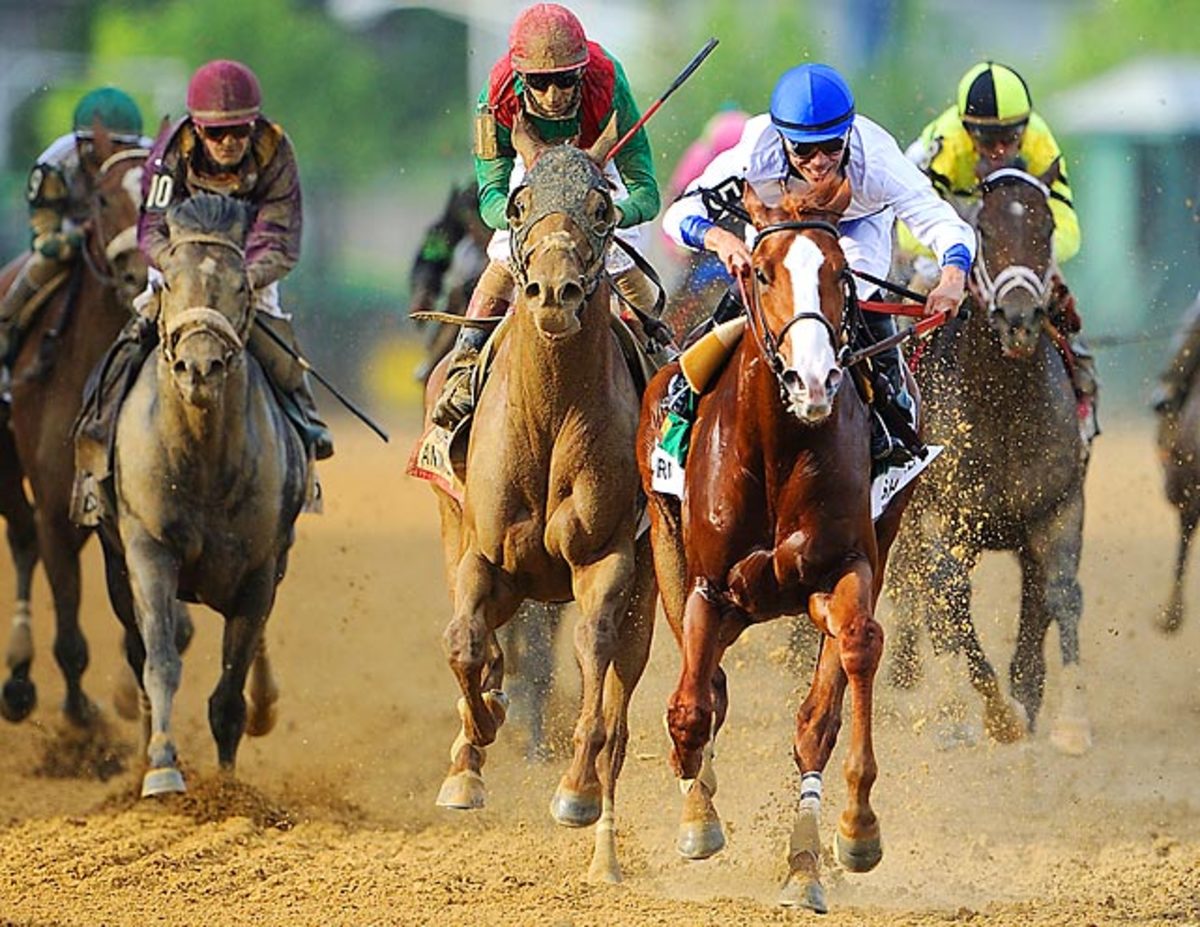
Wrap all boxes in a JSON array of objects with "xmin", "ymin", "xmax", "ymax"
[
  {"xmin": 63, "ymin": 694, "xmax": 101, "ymax": 729},
  {"xmin": 141, "ymin": 766, "xmax": 186, "ymax": 797},
  {"xmin": 549, "ymin": 784, "xmax": 602, "ymax": 828},
  {"xmin": 677, "ymin": 818, "xmax": 725, "ymax": 860},
  {"xmin": 1155, "ymin": 601, "xmax": 1183, "ymax": 635},
  {"xmin": 586, "ymin": 847, "xmax": 622, "ymax": 884},
  {"xmin": 112, "ymin": 678, "xmax": 140, "ymax": 721},
  {"xmin": 0, "ymin": 678, "xmax": 36, "ymax": 722},
  {"xmin": 435, "ymin": 770, "xmax": 486, "ymax": 810},
  {"xmin": 244, "ymin": 701, "xmax": 278, "ymax": 737},
  {"xmin": 1049, "ymin": 716, "xmax": 1093, "ymax": 756},
  {"xmin": 835, "ymin": 828, "xmax": 882, "ymax": 873},
  {"xmin": 779, "ymin": 872, "xmax": 827, "ymax": 913}
]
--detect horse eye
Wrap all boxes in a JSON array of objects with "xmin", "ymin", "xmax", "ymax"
[{"xmin": 755, "ymin": 267, "xmax": 769, "ymax": 287}]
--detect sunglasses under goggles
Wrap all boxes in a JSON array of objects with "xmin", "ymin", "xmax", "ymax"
[
  {"xmin": 522, "ymin": 69, "xmax": 583, "ymax": 92},
  {"xmin": 200, "ymin": 123, "xmax": 253, "ymax": 142},
  {"xmin": 782, "ymin": 134, "xmax": 847, "ymax": 160}
]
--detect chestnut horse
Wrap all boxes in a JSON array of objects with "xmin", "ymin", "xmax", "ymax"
[
  {"xmin": 0, "ymin": 133, "xmax": 179, "ymax": 725},
  {"xmin": 423, "ymin": 141, "xmax": 655, "ymax": 883},
  {"xmin": 887, "ymin": 166, "xmax": 1091, "ymax": 755},
  {"xmin": 637, "ymin": 178, "xmax": 917, "ymax": 912}
]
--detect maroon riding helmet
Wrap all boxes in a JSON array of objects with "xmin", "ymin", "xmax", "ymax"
[
  {"xmin": 186, "ymin": 59, "xmax": 262, "ymax": 128},
  {"xmin": 509, "ymin": 3, "xmax": 589, "ymax": 73}
]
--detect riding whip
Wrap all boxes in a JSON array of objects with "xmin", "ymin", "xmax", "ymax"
[
  {"xmin": 603, "ymin": 37, "xmax": 720, "ymax": 165},
  {"xmin": 252, "ymin": 316, "xmax": 390, "ymax": 443}
]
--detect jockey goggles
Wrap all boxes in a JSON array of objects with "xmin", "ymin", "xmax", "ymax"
[
  {"xmin": 781, "ymin": 132, "xmax": 847, "ymax": 160},
  {"xmin": 967, "ymin": 121, "xmax": 1026, "ymax": 147},
  {"xmin": 522, "ymin": 69, "xmax": 583, "ymax": 92},
  {"xmin": 199, "ymin": 122, "xmax": 253, "ymax": 141}
]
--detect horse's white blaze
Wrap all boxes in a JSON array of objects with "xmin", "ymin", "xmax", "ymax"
[
  {"xmin": 198, "ymin": 256, "xmax": 219, "ymax": 276},
  {"xmin": 122, "ymin": 166, "xmax": 144, "ymax": 208},
  {"xmin": 782, "ymin": 236, "xmax": 837, "ymax": 411}
]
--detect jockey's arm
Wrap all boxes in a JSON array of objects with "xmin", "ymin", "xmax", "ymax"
[
  {"xmin": 26, "ymin": 162, "xmax": 77, "ymax": 259},
  {"xmin": 608, "ymin": 57, "xmax": 660, "ymax": 229},
  {"xmin": 244, "ymin": 131, "xmax": 302, "ymax": 291}
]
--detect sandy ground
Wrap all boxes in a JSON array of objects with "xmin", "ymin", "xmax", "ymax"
[{"xmin": 0, "ymin": 404, "xmax": 1197, "ymax": 927}]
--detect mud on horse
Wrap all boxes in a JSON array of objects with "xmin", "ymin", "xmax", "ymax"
[
  {"xmin": 637, "ymin": 176, "xmax": 920, "ymax": 912},
  {"xmin": 887, "ymin": 165, "xmax": 1092, "ymax": 755}
]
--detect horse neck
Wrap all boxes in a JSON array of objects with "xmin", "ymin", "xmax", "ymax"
[{"xmin": 507, "ymin": 284, "xmax": 613, "ymax": 421}]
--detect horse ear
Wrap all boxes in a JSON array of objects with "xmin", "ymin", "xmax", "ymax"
[
  {"xmin": 1039, "ymin": 156, "xmax": 1063, "ymax": 189},
  {"xmin": 156, "ymin": 114, "xmax": 171, "ymax": 144},
  {"xmin": 585, "ymin": 113, "xmax": 620, "ymax": 165},
  {"xmin": 742, "ymin": 181, "xmax": 770, "ymax": 228},
  {"xmin": 506, "ymin": 185, "xmax": 531, "ymax": 231},
  {"xmin": 512, "ymin": 110, "xmax": 550, "ymax": 168}
]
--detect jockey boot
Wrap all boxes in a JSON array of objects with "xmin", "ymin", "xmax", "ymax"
[
  {"xmin": 430, "ymin": 319, "xmax": 492, "ymax": 430},
  {"xmin": 1070, "ymin": 335, "xmax": 1100, "ymax": 444},
  {"xmin": 247, "ymin": 314, "xmax": 334, "ymax": 460},
  {"xmin": 612, "ymin": 266, "xmax": 673, "ymax": 358},
  {"xmin": 864, "ymin": 308, "xmax": 919, "ymax": 468}
]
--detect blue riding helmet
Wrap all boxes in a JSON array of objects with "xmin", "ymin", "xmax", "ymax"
[{"xmin": 770, "ymin": 63, "xmax": 855, "ymax": 143}]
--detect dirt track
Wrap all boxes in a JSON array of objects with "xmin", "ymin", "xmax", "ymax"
[{"xmin": 0, "ymin": 407, "xmax": 1197, "ymax": 926}]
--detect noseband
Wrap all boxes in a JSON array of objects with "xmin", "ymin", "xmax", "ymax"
[
  {"xmin": 740, "ymin": 220, "xmax": 858, "ymax": 398},
  {"xmin": 971, "ymin": 169, "xmax": 1054, "ymax": 314},
  {"xmin": 159, "ymin": 234, "xmax": 252, "ymax": 365}
]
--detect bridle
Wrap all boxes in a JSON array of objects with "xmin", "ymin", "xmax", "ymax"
[
  {"xmin": 970, "ymin": 168, "xmax": 1054, "ymax": 315},
  {"xmin": 159, "ymin": 234, "xmax": 252, "ymax": 366},
  {"xmin": 737, "ymin": 219, "xmax": 862, "ymax": 400},
  {"xmin": 82, "ymin": 147, "xmax": 150, "ymax": 288}
]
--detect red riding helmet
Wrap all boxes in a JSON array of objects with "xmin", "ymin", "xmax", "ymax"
[
  {"xmin": 509, "ymin": 3, "xmax": 589, "ymax": 74},
  {"xmin": 186, "ymin": 59, "xmax": 262, "ymax": 128}
]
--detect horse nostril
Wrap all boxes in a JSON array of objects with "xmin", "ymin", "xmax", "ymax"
[
  {"xmin": 524, "ymin": 281, "xmax": 542, "ymax": 301},
  {"xmin": 781, "ymin": 369, "xmax": 804, "ymax": 393},
  {"xmin": 557, "ymin": 281, "xmax": 583, "ymax": 306},
  {"xmin": 173, "ymin": 359, "xmax": 188, "ymax": 377},
  {"xmin": 827, "ymin": 369, "xmax": 843, "ymax": 393},
  {"xmin": 207, "ymin": 357, "xmax": 226, "ymax": 378}
]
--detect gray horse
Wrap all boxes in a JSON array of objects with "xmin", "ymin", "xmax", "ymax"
[
  {"xmin": 888, "ymin": 166, "xmax": 1092, "ymax": 755},
  {"xmin": 95, "ymin": 193, "xmax": 308, "ymax": 796}
]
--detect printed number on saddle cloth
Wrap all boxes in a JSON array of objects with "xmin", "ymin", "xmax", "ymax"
[{"xmin": 869, "ymin": 446, "xmax": 942, "ymax": 521}]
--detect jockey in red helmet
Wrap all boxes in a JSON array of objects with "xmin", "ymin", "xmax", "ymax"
[
  {"xmin": 430, "ymin": 3, "xmax": 663, "ymax": 430},
  {"xmin": 131, "ymin": 59, "xmax": 332, "ymax": 460}
]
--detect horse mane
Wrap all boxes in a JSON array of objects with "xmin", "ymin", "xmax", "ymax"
[
  {"xmin": 778, "ymin": 175, "xmax": 852, "ymax": 223},
  {"xmin": 167, "ymin": 193, "xmax": 250, "ymax": 247}
]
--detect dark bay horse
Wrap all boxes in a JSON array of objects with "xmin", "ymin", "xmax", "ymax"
[
  {"xmin": 423, "ymin": 140, "xmax": 655, "ymax": 883},
  {"xmin": 887, "ymin": 166, "xmax": 1092, "ymax": 755},
  {"xmin": 637, "ymin": 178, "xmax": 917, "ymax": 912},
  {"xmin": 0, "ymin": 133, "xmax": 167, "ymax": 725},
  {"xmin": 1156, "ymin": 371, "xmax": 1200, "ymax": 633},
  {"xmin": 97, "ymin": 193, "xmax": 307, "ymax": 796},
  {"xmin": 0, "ymin": 427, "xmax": 37, "ymax": 722}
]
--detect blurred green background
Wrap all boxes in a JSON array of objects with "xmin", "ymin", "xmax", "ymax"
[{"xmin": 3, "ymin": 0, "xmax": 1198, "ymax": 413}]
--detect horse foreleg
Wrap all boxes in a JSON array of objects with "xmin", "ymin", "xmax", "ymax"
[
  {"xmin": 124, "ymin": 534, "xmax": 185, "ymax": 796},
  {"xmin": 779, "ymin": 631, "xmax": 846, "ymax": 913},
  {"xmin": 587, "ymin": 544, "xmax": 655, "ymax": 884},
  {"xmin": 553, "ymin": 544, "xmax": 635, "ymax": 830},
  {"xmin": 37, "ymin": 513, "xmax": 94, "ymax": 726},
  {"xmin": 1023, "ymin": 496, "xmax": 1090, "ymax": 755},
  {"xmin": 821, "ymin": 562, "xmax": 884, "ymax": 875},
  {"xmin": 668, "ymin": 583, "xmax": 730, "ymax": 860},
  {"xmin": 1159, "ymin": 505, "xmax": 1198, "ymax": 634},
  {"xmin": 438, "ymin": 550, "xmax": 519, "ymax": 810},
  {"xmin": 0, "ymin": 432, "xmax": 37, "ymax": 723},
  {"xmin": 210, "ymin": 572, "xmax": 275, "ymax": 770}
]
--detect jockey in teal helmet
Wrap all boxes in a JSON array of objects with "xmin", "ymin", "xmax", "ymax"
[
  {"xmin": 0, "ymin": 86, "xmax": 151, "ymax": 362},
  {"xmin": 664, "ymin": 63, "xmax": 974, "ymax": 470}
]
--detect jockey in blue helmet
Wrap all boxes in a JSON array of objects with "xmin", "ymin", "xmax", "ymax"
[{"xmin": 663, "ymin": 63, "xmax": 974, "ymax": 469}]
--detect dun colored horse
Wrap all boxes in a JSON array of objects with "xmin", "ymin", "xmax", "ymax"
[
  {"xmin": 0, "ymin": 131, "xmax": 171, "ymax": 725},
  {"xmin": 424, "ymin": 141, "xmax": 655, "ymax": 883},
  {"xmin": 96, "ymin": 193, "xmax": 307, "ymax": 796},
  {"xmin": 887, "ymin": 166, "xmax": 1092, "ymax": 755},
  {"xmin": 637, "ymin": 178, "xmax": 916, "ymax": 912}
]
